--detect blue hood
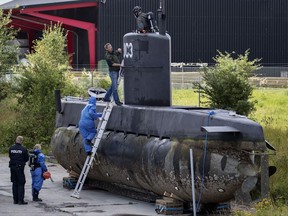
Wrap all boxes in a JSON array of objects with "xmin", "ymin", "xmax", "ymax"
[
  {"xmin": 34, "ymin": 149, "xmax": 41, "ymax": 154},
  {"xmin": 88, "ymin": 97, "xmax": 96, "ymax": 105}
]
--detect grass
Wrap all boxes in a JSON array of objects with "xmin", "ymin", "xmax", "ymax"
[
  {"xmin": 172, "ymin": 89, "xmax": 200, "ymax": 106},
  {"xmin": 253, "ymin": 90, "xmax": 288, "ymax": 216},
  {"xmin": 0, "ymin": 97, "xmax": 18, "ymax": 122},
  {"xmin": 251, "ymin": 89, "xmax": 288, "ymax": 203},
  {"xmin": 251, "ymin": 88, "xmax": 288, "ymax": 128}
]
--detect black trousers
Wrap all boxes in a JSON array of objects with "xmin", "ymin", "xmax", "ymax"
[{"xmin": 10, "ymin": 165, "xmax": 26, "ymax": 203}]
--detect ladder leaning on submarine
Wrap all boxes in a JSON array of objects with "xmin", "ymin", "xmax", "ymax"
[
  {"xmin": 70, "ymin": 98, "xmax": 114, "ymax": 199},
  {"xmin": 70, "ymin": 69, "xmax": 124, "ymax": 199}
]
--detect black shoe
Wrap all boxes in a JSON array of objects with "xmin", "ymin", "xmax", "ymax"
[
  {"xmin": 116, "ymin": 101, "xmax": 123, "ymax": 106},
  {"xmin": 33, "ymin": 198, "xmax": 42, "ymax": 202},
  {"xmin": 86, "ymin": 140, "xmax": 93, "ymax": 146},
  {"xmin": 103, "ymin": 98, "xmax": 111, "ymax": 102},
  {"xmin": 18, "ymin": 201, "xmax": 28, "ymax": 205},
  {"xmin": 13, "ymin": 201, "xmax": 18, "ymax": 204}
]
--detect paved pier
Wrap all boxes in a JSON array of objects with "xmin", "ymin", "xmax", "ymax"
[{"xmin": 0, "ymin": 155, "xmax": 162, "ymax": 216}]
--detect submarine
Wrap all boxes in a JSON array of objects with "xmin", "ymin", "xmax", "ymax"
[{"xmin": 51, "ymin": 1, "xmax": 274, "ymax": 209}]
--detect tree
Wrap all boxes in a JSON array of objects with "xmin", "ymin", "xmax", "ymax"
[
  {"xmin": 0, "ymin": 9, "xmax": 19, "ymax": 101},
  {"xmin": 194, "ymin": 50, "xmax": 260, "ymax": 116},
  {"xmin": 10, "ymin": 23, "xmax": 80, "ymax": 148}
]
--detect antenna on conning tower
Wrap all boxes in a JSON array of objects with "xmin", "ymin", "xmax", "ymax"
[{"xmin": 157, "ymin": 0, "xmax": 166, "ymax": 35}]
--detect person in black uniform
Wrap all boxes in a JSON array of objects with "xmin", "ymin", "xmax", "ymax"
[
  {"xmin": 9, "ymin": 136, "xmax": 29, "ymax": 205},
  {"xmin": 132, "ymin": 6, "xmax": 158, "ymax": 33}
]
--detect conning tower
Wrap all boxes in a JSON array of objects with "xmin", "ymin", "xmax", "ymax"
[{"xmin": 123, "ymin": 0, "xmax": 171, "ymax": 106}]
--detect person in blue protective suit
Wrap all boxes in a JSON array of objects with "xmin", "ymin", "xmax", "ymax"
[
  {"xmin": 78, "ymin": 96, "xmax": 102, "ymax": 155},
  {"xmin": 30, "ymin": 144, "xmax": 48, "ymax": 202}
]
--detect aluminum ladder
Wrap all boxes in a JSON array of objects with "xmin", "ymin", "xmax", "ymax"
[{"xmin": 71, "ymin": 101, "xmax": 114, "ymax": 198}]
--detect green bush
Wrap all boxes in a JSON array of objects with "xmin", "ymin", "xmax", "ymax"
[
  {"xmin": 3, "ymin": 23, "xmax": 80, "ymax": 150},
  {"xmin": 0, "ymin": 9, "xmax": 18, "ymax": 102},
  {"xmin": 97, "ymin": 77, "xmax": 111, "ymax": 90},
  {"xmin": 194, "ymin": 50, "xmax": 260, "ymax": 116}
]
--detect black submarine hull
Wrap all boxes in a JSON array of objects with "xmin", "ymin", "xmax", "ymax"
[
  {"xmin": 51, "ymin": 100, "xmax": 266, "ymax": 204},
  {"xmin": 51, "ymin": 3, "xmax": 271, "ymax": 205}
]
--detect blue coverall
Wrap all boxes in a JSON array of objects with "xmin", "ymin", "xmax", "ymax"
[
  {"xmin": 79, "ymin": 97, "xmax": 102, "ymax": 153},
  {"xmin": 30, "ymin": 149, "xmax": 47, "ymax": 201}
]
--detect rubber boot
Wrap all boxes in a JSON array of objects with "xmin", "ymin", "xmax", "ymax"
[{"xmin": 33, "ymin": 189, "xmax": 42, "ymax": 202}]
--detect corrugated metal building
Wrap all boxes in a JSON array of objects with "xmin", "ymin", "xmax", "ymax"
[
  {"xmin": 2, "ymin": 0, "xmax": 287, "ymax": 74},
  {"xmin": 98, "ymin": 0, "xmax": 287, "ymax": 67}
]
